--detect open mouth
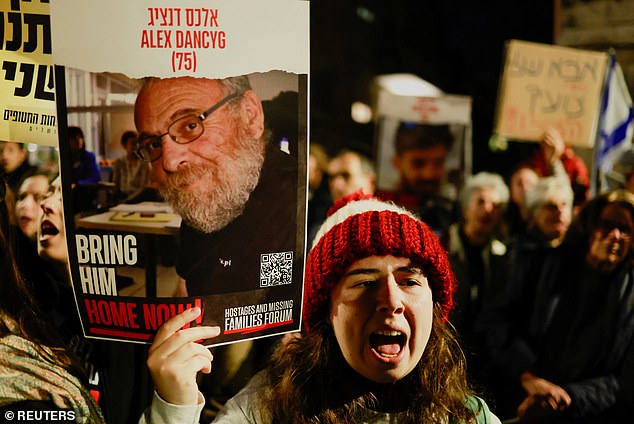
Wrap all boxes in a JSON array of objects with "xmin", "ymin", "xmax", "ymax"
[
  {"xmin": 370, "ymin": 330, "xmax": 406, "ymax": 359},
  {"xmin": 40, "ymin": 220, "xmax": 59, "ymax": 237}
]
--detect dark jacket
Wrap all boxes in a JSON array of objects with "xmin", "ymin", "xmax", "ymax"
[
  {"xmin": 480, "ymin": 246, "xmax": 634, "ymax": 422},
  {"xmin": 71, "ymin": 150, "xmax": 100, "ymax": 185}
]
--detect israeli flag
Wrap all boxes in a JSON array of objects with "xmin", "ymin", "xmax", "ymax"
[{"xmin": 595, "ymin": 53, "xmax": 634, "ymax": 193}]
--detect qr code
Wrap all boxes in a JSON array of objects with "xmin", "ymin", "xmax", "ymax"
[{"xmin": 260, "ymin": 251, "xmax": 293, "ymax": 287}]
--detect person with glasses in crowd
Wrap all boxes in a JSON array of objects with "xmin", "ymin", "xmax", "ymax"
[
  {"xmin": 479, "ymin": 190, "xmax": 634, "ymax": 423},
  {"xmin": 133, "ymin": 75, "xmax": 301, "ymax": 412}
]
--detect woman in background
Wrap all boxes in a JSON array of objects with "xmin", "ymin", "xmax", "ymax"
[
  {"xmin": 0, "ymin": 178, "xmax": 104, "ymax": 422},
  {"xmin": 481, "ymin": 190, "xmax": 634, "ymax": 422},
  {"xmin": 68, "ymin": 126, "xmax": 100, "ymax": 213}
]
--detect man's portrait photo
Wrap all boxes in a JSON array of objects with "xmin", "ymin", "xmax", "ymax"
[{"xmin": 133, "ymin": 73, "xmax": 305, "ymax": 297}]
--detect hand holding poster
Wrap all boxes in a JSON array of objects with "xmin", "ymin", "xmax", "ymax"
[
  {"xmin": 49, "ymin": 0, "xmax": 309, "ymax": 346},
  {"xmin": 494, "ymin": 39, "xmax": 608, "ymax": 148}
]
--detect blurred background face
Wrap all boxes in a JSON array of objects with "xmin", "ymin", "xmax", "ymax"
[
  {"xmin": 16, "ymin": 175, "xmax": 49, "ymax": 240},
  {"xmin": 510, "ymin": 167, "xmax": 538, "ymax": 207},
  {"xmin": 308, "ymin": 153, "xmax": 324, "ymax": 192},
  {"xmin": 531, "ymin": 191, "xmax": 572, "ymax": 243},
  {"xmin": 393, "ymin": 145, "xmax": 447, "ymax": 197},
  {"xmin": 588, "ymin": 203, "xmax": 634, "ymax": 272},
  {"xmin": 37, "ymin": 177, "xmax": 68, "ymax": 264},
  {"xmin": 328, "ymin": 152, "xmax": 374, "ymax": 202},
  {"xmin": 0, "ymin": 142, "xmax": 27, "ymax": 173},
  {"xmin": 463, "ymin": 186, "xmax": 504, "ymax": 242},
  {"xmin": 123, "ymin": 134, "xmax": 138, "ymax": 158},
  {"xmin": 69, "ymin": 134, "xmax": 84, "ymax": 152}
]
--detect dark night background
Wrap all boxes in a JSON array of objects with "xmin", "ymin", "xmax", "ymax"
[{"xmin": 310, "ymin": 0, "xmax": 555, "ymax": 178}]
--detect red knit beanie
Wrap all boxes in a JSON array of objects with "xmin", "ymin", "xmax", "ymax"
[{"xmin": 303, "ymin": 192, "xmax": 455, "ymax": 333}]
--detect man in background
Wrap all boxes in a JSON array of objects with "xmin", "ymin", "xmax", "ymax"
[
  {"xmin": 327, "ymin": 149, "xmax": 375, "ymax": 202},
  {"xmin": 0, "ymin": 141, "xmax": 37, "ymax": 195},
  {"xmin": 379, "ymin": 122, "xmax": 459, "ymax": 239},
  {"xmin": 307, "ymin": 144, "xmax": 331, "ymax": 245}
]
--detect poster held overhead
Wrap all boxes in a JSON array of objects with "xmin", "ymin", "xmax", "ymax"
[
  {"xmin": 494, "ymin": 39, "xmax": 608, "ymax": 149},
  {"xmin": 49, "ymin": 0, "xmax": 309, "ymax": 346},
  {"xmin": 372, "ymin": 74, "xmax": 472, "ymax": 240},
  {"xmin": 494, "ymin": 40, "xmax": 634, "ymax": 195},
  {"xmin": 373, "ymin": 73, "xmax": 472, "ymax": 194}
]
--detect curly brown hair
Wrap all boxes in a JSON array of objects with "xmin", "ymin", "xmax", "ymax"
[{"xmin": 260, "ymin": 304, "xmax": 479, "ymax": 423}]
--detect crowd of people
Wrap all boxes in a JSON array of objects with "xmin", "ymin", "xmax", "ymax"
[
  {"xmin": 305, "ymin": 125, "xmax": 634, "ymax": 424},
  {"xmin": 1, "ymin": 73, "xmax": 634, "ymax": 424}
]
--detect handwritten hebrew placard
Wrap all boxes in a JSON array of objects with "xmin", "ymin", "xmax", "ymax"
[{"xmin": 494, "ymin": 39, "xmax": 608, "ymax": 148}]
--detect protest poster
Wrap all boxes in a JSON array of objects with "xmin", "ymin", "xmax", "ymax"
[
  {"xmin": 372, "ymin": 73, "xmax": 472, "ymax": 202},
  {"xmin": 1, "ymin": 0, "xmax": 57, "ymax": 146},
  {"xmin": 49, "ymin": 0, "xmax": 309, "ymax": 345},
  {"xmin": 494, "ymin": 39, "xmax": 608, "ymax": 148}
]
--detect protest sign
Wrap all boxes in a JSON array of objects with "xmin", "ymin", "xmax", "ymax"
[
  {"xmin": 49, "ymin": 0, "xmax": 309, "ymax": 345},
  {"xmin": 1, "ymin": 0, "xmax": 57, "ymax": 146},
  {"xmin": 372, "ymin": 74, "xmax": 472, "ymax": 196},
  {"xmin": 494, "ymin": 39, "xmax": 608, "ymax": 148}
]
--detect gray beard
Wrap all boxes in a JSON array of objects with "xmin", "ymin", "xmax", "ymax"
[{"xmin": 160, "ymin": 138, "xmax": 264, "ymax": 233}]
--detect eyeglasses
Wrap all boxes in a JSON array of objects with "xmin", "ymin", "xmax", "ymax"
[
  {"xmin": 596, "ymin": 219, "xmax": 633, "ymax": 240},
  {"xmin": 135, "ymin": 91, "xmax": 244, "ymax": 162}
]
